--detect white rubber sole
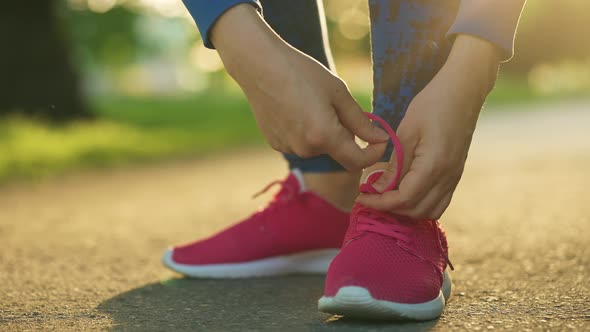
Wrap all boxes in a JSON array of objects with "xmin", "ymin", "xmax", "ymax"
[
  {"xmin": 318, "ymin": 271, "xmax": 452, "ymax": 321},
  {"xmin": 162, "ymin": 248, "xmax": 339, "ymax": 278}
]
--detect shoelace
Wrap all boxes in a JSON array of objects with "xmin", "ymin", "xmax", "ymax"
[
  {"xmin": 356, "ymin": 113, "xmax": 454, "ymax": 271},
  {"xmin": 251, "ymin": 178, "xmax": 297, "ymax": 217}
]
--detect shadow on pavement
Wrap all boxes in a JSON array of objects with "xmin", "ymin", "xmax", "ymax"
[{"xmin": 98, "ymin": 276, "xmax": 440, "ymax": 331}]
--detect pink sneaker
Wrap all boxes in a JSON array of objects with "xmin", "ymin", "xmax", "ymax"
[
  {"xmin": 318, "ymin": 114, "xmax": 453, "ymax": 321},
  {"xmin": 162, "ymin": 170, "xmax": 350, "ymax": 278}
]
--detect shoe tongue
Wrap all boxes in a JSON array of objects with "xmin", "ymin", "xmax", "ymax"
[
  {"xmin": 359, "ymin": 171, "xmax": 385, "ymax": 194},
  {"xmin": 271, "ymin": 174, "xmax": 301, "ymax": 201},
  {"xmin": 289, "ymin": 169, "xmax": 305, "ymax": 193}
]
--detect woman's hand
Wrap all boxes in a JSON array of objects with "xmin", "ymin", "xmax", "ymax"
[
  {"xmin": 211, "ymin": 4, "xmax": 388, "ymax": 170},
  {"xmin": 357, "ymin": 35, "xmax": 500, "ymax": 220}
]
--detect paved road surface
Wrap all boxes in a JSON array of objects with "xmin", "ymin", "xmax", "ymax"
[{"xmin": 1, "ymin": 101, "xmax": 589, "ymax": 331}]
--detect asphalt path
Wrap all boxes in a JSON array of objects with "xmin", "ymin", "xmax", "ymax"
[{"xmin": 1, "ymin": 100, "xmax": 589, "ymax": 331}]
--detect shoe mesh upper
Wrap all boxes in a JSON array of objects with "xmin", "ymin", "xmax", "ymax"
[
  {"xmin": 172, "ymin": 173, "xmax": 350, "ymax": 265},
  {"xmin": 325, "ymin": 169, "xmax": 451, "ymax": 304}
]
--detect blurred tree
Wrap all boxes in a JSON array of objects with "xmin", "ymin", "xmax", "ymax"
[
  {"xmin": 65, "ymin": 6, "xmax": 140, "ymax": 69},
  {"xmin": 0, "ymin": 0, "xmax": 91, "ymax": 121}
]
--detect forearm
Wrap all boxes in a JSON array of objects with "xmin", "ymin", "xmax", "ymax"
[
  {"xmin": 209, "ymin": 4, "xmax": 289, "ymax": 88},
  {"xmin": 447, "ymin": 0, "xmax": 527, "ymax": 62},
  {"xmin": 436, "ymin": 35, "xmax": 501, "ymax": 117},
  {"xmin": 182, "ymin": 0, "xmax": 261, "ymax": 48}
]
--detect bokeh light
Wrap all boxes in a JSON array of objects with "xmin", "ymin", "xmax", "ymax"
[
  {"xmin": 190, "ymin": 43, "xmax": 224, "ymax": 73},
  {"xmin": 62, "ymin": 0, "xmax": 590, "ymax": 96},
  {"xmin": 87, "ymin": 0, "xmax": 117, "ymax": 13}
]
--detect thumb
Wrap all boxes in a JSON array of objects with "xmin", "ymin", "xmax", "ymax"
[
  {"xmin": 370, "ymin": 154, "xmax": 399, "ymax": 192},
  {"xmin": 332, "ymin": 85, "xmax": 389, "ymax": 143}
]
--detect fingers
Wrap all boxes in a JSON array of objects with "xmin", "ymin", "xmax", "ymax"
[
  {"xmin": 328, "ymin": 129, "xmax": 387, "ymax": 171},
  {"xmin": 273, "ymin": 105, "xmax": 386, "ymax": 170},
  {"xmin": 430, "ymin": 192, "xmax": 453, "ymax": 220},
  {"xmin": 331, "ymin": 83, "xmax": 389, "ymax": 143},
  {"xmin": 264, "ymin": 127, "xmax": 295, "ymax": 155},
  {"xmin": 356, "ymin": 159, "xmax": 437, "ymax": 211},
  {"xmin": 395, "ymin": 161, "xmax": 437, "ymax": 208},
  {"xmin": 394, "ymin": 186, "xmax": 452, "ymax": 220},
  {"xmin": 356, "ymin": 190, "xmax": 406, "ymax": 211},
  {"xmin": 358, "ymin": 180, "xmax": 453, "ymax": 220},
  {"xmin": 269, "ymin": 141, "xmax": 294, "ymax": 155},
  {"xmin": 268, "ymin": 80, "xmax": 391, "ymax": 170}
]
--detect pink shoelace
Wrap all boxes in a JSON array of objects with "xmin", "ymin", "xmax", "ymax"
[
  {"xmin": 251, "ymin": 178, "xmax": 298, "ymax": 221},
  {"xmin": 357, "ymin": 113, "xmax": 454, "ymax": 272}
]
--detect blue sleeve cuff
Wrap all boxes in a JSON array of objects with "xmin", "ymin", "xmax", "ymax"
[
  {"xmin": 447, "ymin": 0, "xmax": 526, "ymax": 62},
  {"xmin": 182, "ymin": 0, "xmax": 262, "ymax": 49}
]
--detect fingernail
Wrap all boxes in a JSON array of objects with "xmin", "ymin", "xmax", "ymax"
[{"xmin": 372, "ymin": 179, "xmax": 387, "ymax": 192}]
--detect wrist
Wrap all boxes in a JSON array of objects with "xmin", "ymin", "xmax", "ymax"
[
  {"xmin": 441, "ymin": 34, "xmax": 501, "ymax": 98},
  {"xmin": 210, "ymin": 4, "xmax": 289, "ymax": 83}
]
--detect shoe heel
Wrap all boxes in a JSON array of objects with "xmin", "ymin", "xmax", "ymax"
[{"xmin": 442, "ymin": 270, "xmax": 452, "ymax": 303}]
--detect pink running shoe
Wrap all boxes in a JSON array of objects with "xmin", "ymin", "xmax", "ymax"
[
  {"xmin": 318, "ymin": 114, "xmax": 454, "ymax": 321},
  {"xmin": 162, "ymin": 170, "xmax": 350, "ymax": 278}
]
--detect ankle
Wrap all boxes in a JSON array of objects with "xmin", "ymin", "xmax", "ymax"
[{"xmin": 303, "ymin": 171, "xmax": 361, "ymax": 211}]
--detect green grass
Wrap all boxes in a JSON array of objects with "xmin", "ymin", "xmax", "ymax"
[
  {"xmin": 0, "ymin": 78, "xmax": 587, "ymax": 183},
  {"xmin": 0, "ymin": 94, "xmax": 264, "ymax": 182}
]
